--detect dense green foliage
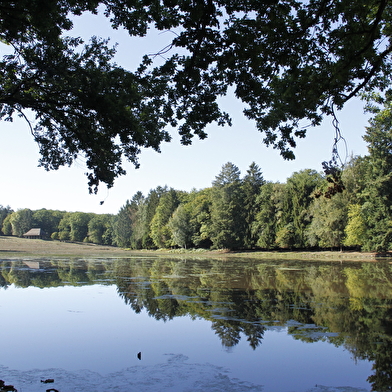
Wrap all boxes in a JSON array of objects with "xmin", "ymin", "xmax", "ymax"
[
  {"xmin": 1, "ymin": 0, "xmax": 391, "ymax": 190},
  {"xmin": 0, "ymin": 205, "xmax": 13, "ymax": 235},
  {"xmin": 2, "ymin": 98, "xmax": 392, "ymax": 251}
]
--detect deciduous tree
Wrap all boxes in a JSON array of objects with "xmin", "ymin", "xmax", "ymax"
[
  {"xmin": 140, "ymin": 187, "xmax": 167, "ymax": 249},
  {"xmin": 307, "ymin": 191, "xmax": 348, "ymax": 249},
  {"xmin": 1, "ymin": 213, "xmax": 12, "ymax": 236},
  {"xmin": 57, "ymin": 212, "xmax": 71, "ymax": 241},
  {"xmin": 169, "ymin": 204, "xmax": 193, "ymax": 249},
  {"xmin": 0, "ymin": 205, "xmax": 13, "ymax": 235},
  {"xmin": 150, "ymin": 188, "xmax": 181, "ymax": 248},
  {"xmin": 69, "ymin": 212, "xmax": 93, "ymax": 242},
  {"xmin": 186, "ymin": 188, "xmax": 213, "ymax": 248},
  {"xmin": 9, "ymin": 208, "xmax": 32, "ymax": 237},
  {"xmin": 344, "ymin": 204, "xmax": 367, "ymax": 247},
  {"xmin": 88, "ymin": 214, "xmax": 114, "ymax": 244},
  {"xmin": 282, "ymin": 169, "xmax": 323, "ymax": 247},
  {"xmin": 32, "ymin": 208, "xmax": 64, "ymax": 237},
  {"xmin": 254, "ymin": 182, "xmax": 284, "ymax": 249}
]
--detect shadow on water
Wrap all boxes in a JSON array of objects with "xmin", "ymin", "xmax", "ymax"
[{"xmin": 1, "ymin": 256, "xmax": 392, "ymax": 391}]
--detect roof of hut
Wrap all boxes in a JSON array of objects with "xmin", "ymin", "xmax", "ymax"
[{"xmin": 23, "ymin": 228, "xmax": 43, "ymax": 236}]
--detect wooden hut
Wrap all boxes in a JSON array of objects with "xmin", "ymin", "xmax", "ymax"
[{"xmin": 23, "ymin": 228, "xmax": 45, "ymax": 239}]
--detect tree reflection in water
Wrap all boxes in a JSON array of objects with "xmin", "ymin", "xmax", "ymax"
[{"xmin": 1, "ymin": 256, "xmax": 392, "ymax": 390}]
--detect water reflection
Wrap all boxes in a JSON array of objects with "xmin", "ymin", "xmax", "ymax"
[{"xmin": 1, "ymin": 257, "xmax": 392, "ymax": 391}]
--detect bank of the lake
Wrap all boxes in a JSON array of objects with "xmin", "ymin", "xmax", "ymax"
[{"xmin": 0, "ymin": 235, "xmax": 388, "ymax": 261}]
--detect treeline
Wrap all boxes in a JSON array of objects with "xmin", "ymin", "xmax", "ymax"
[
  {"xmin": 1, "ymin": 102, "xmax": 392, "ymax": 252},
  {"xmin": 0, "ymin": 207, "xmax": 116, "ymax": 245},
  {"xmin": 109, "ymin": 99, "xmax": 392, "ymax": 252},
  {"xmin": 86, "ymin": 153, "xmax": 391, "ymax": 252}
]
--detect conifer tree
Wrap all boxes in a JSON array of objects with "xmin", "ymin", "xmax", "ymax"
[
  {"xmin": 242, "ymin": 162, "xmax": 265, "ymax": 248},
  {"xmin": 115, "ymin": 202, "xmax": 133, "ymax": 248},
  {"xmin": 210, "ymin": 163, "xmax": 246, "ymax": 249},
  {"xmin": 361, "ymin": 96, "xmax": 392, "ymax": 250}
]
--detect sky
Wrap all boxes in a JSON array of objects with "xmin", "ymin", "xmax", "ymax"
[{"xmin": 0, "ymin": 10, "xmax": 371, "ymax": 215}]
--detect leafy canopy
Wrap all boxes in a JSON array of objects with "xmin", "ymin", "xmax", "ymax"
[{"xmin": 1, "ymin": 0, "xmax": 391, "ymax": 191}]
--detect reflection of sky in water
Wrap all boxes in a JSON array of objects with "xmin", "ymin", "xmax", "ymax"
[{"xmin": 0, "ymin": 284, "xmax": 372, "ymax": 392}]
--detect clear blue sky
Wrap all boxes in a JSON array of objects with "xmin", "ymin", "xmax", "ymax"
[{"xmin": 0, "ymin": 10, "xmax": 371, "ymax": 215}]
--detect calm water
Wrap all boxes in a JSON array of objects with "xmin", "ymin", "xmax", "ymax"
[{"xmin": 0, "ymin": 256, "xmax": 391, "ymax": 392}]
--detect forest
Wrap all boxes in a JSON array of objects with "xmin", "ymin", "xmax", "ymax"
[{"xmin": 1, "ymin": 95, "xmax": 392, "ymax": 253}]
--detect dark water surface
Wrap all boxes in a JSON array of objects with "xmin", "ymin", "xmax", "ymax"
[{"xmin": 0, "ymin": 256, "xmax": 391, "ymax": 392}]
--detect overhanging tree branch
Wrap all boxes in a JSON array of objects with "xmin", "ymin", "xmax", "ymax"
[{"xmin": 1, "ymin": 0, "xmax": 391, "ymax": 190}]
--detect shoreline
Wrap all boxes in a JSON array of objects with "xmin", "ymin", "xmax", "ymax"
[{"xmin": 0, "ymin": 236, "xmax": 388, "ymax": 261}]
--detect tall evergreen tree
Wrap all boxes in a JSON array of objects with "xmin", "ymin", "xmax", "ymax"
[
  {"xmin": 115, "ymin": 202, "xmax": 133, "ymax": 247},
  {"xmin": 361, "ymin": 96, "xmax": 392, "ymax": 251},
  {"xmin": 212, "ymin": 162, "xmax": 242, "ymax": 187},
  {"xmin": 341, "ymin": 155, "xmax": 368, "ymax": 205},
  {"xmin": 242, "ymin": 162, "xmax": 265, "ymax": 248},
  {"xmin": 210, "ymin": 162, "xmax": 246, "ymax": 249}
]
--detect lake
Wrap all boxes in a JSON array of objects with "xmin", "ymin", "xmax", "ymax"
[{"xmin": 0, "ymin": 256, "xmax": 390, "ymax": 392}]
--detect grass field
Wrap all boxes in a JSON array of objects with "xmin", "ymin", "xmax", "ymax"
[
  {"xmin": 0, "ymin": 235, "xmax": 386, "ymax": 261},
  {"xmin": 0, "ymin": 236, "xmax": 136, "ymax": 257}
]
